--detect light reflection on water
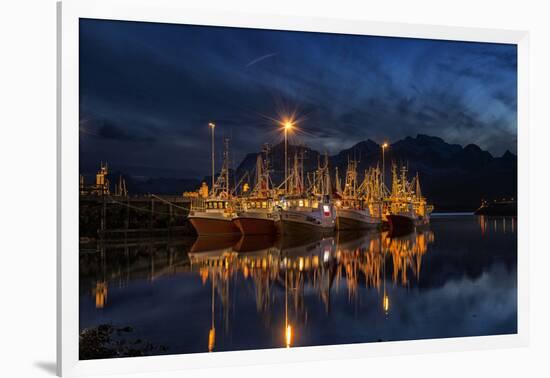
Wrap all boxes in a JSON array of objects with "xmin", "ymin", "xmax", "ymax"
[{"xmin": 79, "ymin": 215, "xmax": 517, "ymax": 357}]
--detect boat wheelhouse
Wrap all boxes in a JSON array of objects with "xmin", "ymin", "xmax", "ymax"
[
  {"xmin": 232, "ymin": 145, "xmax": 278, "ymax": 235},
  {"xmin": 189, "ymin": 137, "xmax": 240, "ymax": 236},
  {"xmin": 275, "ymin": 152, "xmax": 336, "ymax": 236},
  {"xmin": 334, "ymin": 159, "xmax": 382, "ymax": 230},
  {"xmin": 385, "ymin": 164, "xmax": 433, "ymax": 233}
]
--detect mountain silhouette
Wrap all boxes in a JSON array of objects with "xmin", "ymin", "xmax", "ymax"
[
  {"xmin": 235, "ymin": 134, "xmax": 517, "ymax": 212},
  {"xmin": 83, "ymin": 134, "xmax": 516, "ymax": 212}
]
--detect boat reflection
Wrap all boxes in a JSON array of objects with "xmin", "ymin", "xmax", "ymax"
[
  {"xmin": 80, "ymin": 216, "xmax": 518, "ymax": 355},
  {"xmin": 478, "ymin": 215, "xmax": 516, "ymax": 235},
  {"xmin": 188, "ymin": 229, "xmax": 434, "ymax": 350},
  {"xmin": 82, "ymin": 229, "xmax": 434, "ymax": 350}
]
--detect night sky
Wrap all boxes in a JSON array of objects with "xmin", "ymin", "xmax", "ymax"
[{"xmin": 79, "ymin": 18, "xmax": 517, "ymax": 180}]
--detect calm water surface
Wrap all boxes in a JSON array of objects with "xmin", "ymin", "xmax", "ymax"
[{"xmin": 79, "ymin": 215, "xmax": 517, "ymax": 357}]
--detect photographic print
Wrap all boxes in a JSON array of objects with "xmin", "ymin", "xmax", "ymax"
[{"xmin": 78, "ymin": 18, "xmax": 517, "ymax": 360}]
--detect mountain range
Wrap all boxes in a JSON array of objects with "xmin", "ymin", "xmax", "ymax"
[
  {"xmin": 84, "ymin": 134, "xmax": 516, "ymax": 212},
  {"xmin": 235, "ymin": 134, "xmax": 516, "ymax": 212}
]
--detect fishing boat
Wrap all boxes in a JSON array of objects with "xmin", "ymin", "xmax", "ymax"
[
  {"xmin": 386, "ymin": 212, "xmax": 421, "ymax": 234},
  {"xmin": 275, "ymin": 152, "xmax": 336, "ymax": 236},
  {"xmin": 334, "ymin": 159, "xmax": 382, "ymax": 230},
  {"xmin": 232, "ymin": 145, "xmax": 278, "ymax": 235},
  {"xmin": 189, "ymin": 137, "xmax": 240, "ymax": 236},
  {"xmin": 189, "ymin": 198, "xmax": 239, "ymax": 236},
  {"xmin": 275, "ymin": 195, "xmax": 336, "ymax": 236},
  {"xmin": 233, "ymin": 198, "xmax": 277, "ymax": 235},
  {"xmin": 385, "ymin": 164, "xmax": 433, "ymax": 233}
]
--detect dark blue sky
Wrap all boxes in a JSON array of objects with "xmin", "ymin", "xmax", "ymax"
[{"xmin": 79, "ymin": 19, "xmax": 517, "ymax": 179}]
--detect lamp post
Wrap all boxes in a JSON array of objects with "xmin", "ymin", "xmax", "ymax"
[
  {"xmin": 209, "ymin": 122, "xmax": 216, "ymax": 195},
  {"xmin": 283, "ymin": 120, "xmax": 293, "ymax": 194},
  {"xmin": 381, "ymin": 142, "xmax": 388, "ymax": 191}
]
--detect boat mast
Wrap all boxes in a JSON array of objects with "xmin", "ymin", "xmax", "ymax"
[
  {"xmin": 224, "ymin": 138, "xmax": 230, "ymax": 197},
  {"xmin": 264, "ymin": 143, "xmax": 271, "ymax": 193},
  {"xmin": 211, "ymin": 137, "xmax": 231, "ymax": 198},
  {"xmin": 255, "ymin": 154, "xmax": 263, "ymax": 193},
  {"xmin": 335, "ymin": 166, "xmax": 342, "ymax": 196},
  {"xmin": 208, "ymin": 122, "xmax": 216, "ymax": 196},
  {"xmin": 343, "ymin": 157, "xmax": 358, "ymax": 199},
  {"xmin": 300, "ymin": 147, "xmax": 305, "ymax": 194},
  {"xmin": 416, "ymin": 172, "xmax": 422, "ymax": 200},
  {"xmin": 323, "ymin": 152, "xmax": 330, "ymax": 197}
]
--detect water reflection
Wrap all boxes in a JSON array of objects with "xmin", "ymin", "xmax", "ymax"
[
  {"xmin": 478, "ymin": 215, "xmax": 516, "ymax": 235},
  {"xmin": 80, "ymin": 216, "xmax": 517, "ymax": 356},
  {"xmin": 82, "ymin": 229, "xmax": 435, "ymax": 349}
]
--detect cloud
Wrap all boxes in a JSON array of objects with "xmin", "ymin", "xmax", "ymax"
[
  {"xmin": 79, "ymin": 19, "xmax": 517, "ymax": 179},
  {"xmin": 80, "ymin": 117, "xmax": 157, "ymax": 144},
  {"xmin": 245, "ymin": 52, "xmax": 278, "ymax": 67},
  {"xmin": 493, "ymin": 90, "xmax": 518, "ymax": 110}
]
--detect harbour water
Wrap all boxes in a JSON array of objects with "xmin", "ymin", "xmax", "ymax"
[{"xmin": 79, "ymin": 215, "xmax": 517, "ymax": 359}]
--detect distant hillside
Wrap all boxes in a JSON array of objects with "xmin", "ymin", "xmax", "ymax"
[
  {"xmin": 235, "ymin": 134, "xmax": 517, "ymax": 212},
  {"xmin": 82, "ymin": 135, "xmax": 516, "ymax": 211}
]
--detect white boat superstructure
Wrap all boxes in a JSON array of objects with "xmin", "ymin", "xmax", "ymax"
[
  {"xmin": 189, "ymin": 137, "xmax": 239, "ymax": 236},
  {"xmin": 275, "ymin": 196, "xmax": 336, "ymax": 236},
  {"xmin": 275, "ymin": 151, "xmax": 336, "ymax": 236},
  {"xmin": 385, "ymin": 164, "xmax": 433, "ymax": 233},
  {"xmin": 334, "ymin": 159, "xmax": 382, "ymax": 230},
  {"xmin": 232, "ymin": 144, "xmax": 278, "ymax": 235}
]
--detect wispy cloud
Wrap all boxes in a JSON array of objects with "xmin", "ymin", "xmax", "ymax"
[
  {"xmin": 245, "ymin": 52, "xmax": 277, "ymax": 68},
  {"xmin": 79, "ymin": 19, "xmax": 517, "ymax": 178}
]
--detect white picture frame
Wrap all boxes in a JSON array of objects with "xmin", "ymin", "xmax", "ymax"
[{"xmin": 57, "ymin": 0, "xmax": 529, "ymax": 376}]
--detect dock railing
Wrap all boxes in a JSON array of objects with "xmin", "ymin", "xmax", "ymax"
[{"xmin": 191, "ymin": 197, "xmax": 206, "ymax": 212}]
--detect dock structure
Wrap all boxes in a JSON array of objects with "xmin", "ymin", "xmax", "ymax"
[
  {"xmin": 79, "ymin": 162, "xmax": 197, "ymax": 240},
  {"xmin": 80, "ymin": 194, "xmax": 194, "ymax": 240}
]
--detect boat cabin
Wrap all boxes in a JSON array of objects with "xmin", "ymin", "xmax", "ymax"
[
  {"xmin": 243, "ymin": 198, "xmax": 274, "ymax": 211},
  {"xmin": 205, "ymin": 200, "xmax": 230, "ymax": 210}
]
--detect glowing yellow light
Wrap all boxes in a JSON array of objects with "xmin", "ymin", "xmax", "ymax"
[
  {"xmin": 208, "ymin": 327, "xmax": 216, "ymax": 352},
  {"xmin": 208, "ymin": 122, "xmax": 216, "ymax": 129},
  {"xmin": 94, "ymin": 281, "xmax": 108, "ymax": 309},
  {"xmin": 284, "ymin": 120, "xmax": 293, "ymax": 130},
  {"xmin": 312, "ymin": 256, "xmax": 319, "ymax": 268},
  {"xmin": 383, "ymin": 294, "xmax": 390, "ymax": 313},
  {"xmin": 286, "ymin": 325, "xmax": 292, "ymax": 348},
  {"xmin": 382, "ymin": 142, "xmax": 389, "ymax": 149},
  {"xmin": 199, "ymin": 267, "xmax": 209, "ymax": 285}
]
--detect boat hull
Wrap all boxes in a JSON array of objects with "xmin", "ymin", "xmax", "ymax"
[
  {"xmin": 189, "ymin": 213, "xmax": 240, "ymax": 236},
  {"xmin": 275, "ymin": 210, "xmax": 335, "ymax": 237},
  {"xmin": 232, "ymin": 213, "xmax": 276, "ymax": 235},
  {"xmin": 336, "ymin": 209, "xmax": 381, "ymax": 230},
  {"xmin": 387, "ymin": 214, "xmax": 429, "ymax": 234},
  {"xmin": 387, "ymin": 214, "xmax": 415, "ymax": 233}
]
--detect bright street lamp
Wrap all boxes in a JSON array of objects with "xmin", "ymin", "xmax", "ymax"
[{"xmin": 283, "ymin": 120, "xmax": 294, "ymax": 193}]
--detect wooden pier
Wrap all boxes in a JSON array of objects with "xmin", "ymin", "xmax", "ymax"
[{"xmin": 79, "ymin": 194, "xmax": 195, "ymax": 240}]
